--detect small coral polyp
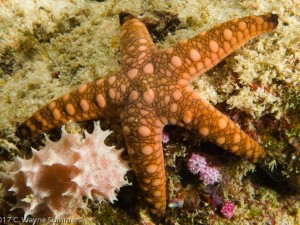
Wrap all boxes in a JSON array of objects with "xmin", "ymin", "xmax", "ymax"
[
  {"xmin": 187, "ymin": 153, "xmax": 221, "ymax": 185},
  {"xmin": 1, "ymin": 122, "xmax": 130, "ymax": 218}
]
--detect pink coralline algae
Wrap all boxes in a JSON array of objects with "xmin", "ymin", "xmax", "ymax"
[
  {"xmin": 187, "ymin": 154, "xmax": 221, "ymax": 185},
  {"xmin": 220, "ymin": 201, "xmax": 236, "ymax": 219},
  {"xmin": 162, "ymin": 131, "xmax": 170, "ymax": 144},
  {"xmin": 0, "ymin": 122, "xmax": 130, "ymax": 219}
]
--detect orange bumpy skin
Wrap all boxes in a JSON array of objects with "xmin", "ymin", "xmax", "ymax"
[{"xmin": 17, "ymin": 13, "xmax": 278, "ymax": 217}]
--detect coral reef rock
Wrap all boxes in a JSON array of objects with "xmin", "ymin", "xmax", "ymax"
[{"xmin": 0, "ymin": 122, "xmax": 130, "ymax": 219}]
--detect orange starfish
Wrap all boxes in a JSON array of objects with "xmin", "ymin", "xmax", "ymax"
[{"xmin": 17, "ymin": 13, "xmax": 278, "ymax": 216}]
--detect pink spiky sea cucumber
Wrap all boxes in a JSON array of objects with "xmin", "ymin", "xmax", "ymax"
[{"xmin": 0, "ymin": 122, "xmax": 130, "ymax": 219}]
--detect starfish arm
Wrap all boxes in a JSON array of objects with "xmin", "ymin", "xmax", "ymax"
[
  {"xmin": 119, "ymin": 14, "xmax": 156, "ymax": 68},
  {"xmin": 155, "ymin": 13, "xmax": 278, "ymax": 81},
  {"xmin": 121, "ymin": 106, "xmax": 166, "ymax": 217},
  {"xmin": 166, "ymin": 88, "xmax": 265, "ymax": 163},
  {"xmin": 16, "ymin": 78, "xmax": 113, "ymax": 138}
]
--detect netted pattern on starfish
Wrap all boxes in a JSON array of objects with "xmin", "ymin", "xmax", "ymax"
[{"xmin": 16, "ymin": 13, "xmax": 278, "ymax": 217}]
